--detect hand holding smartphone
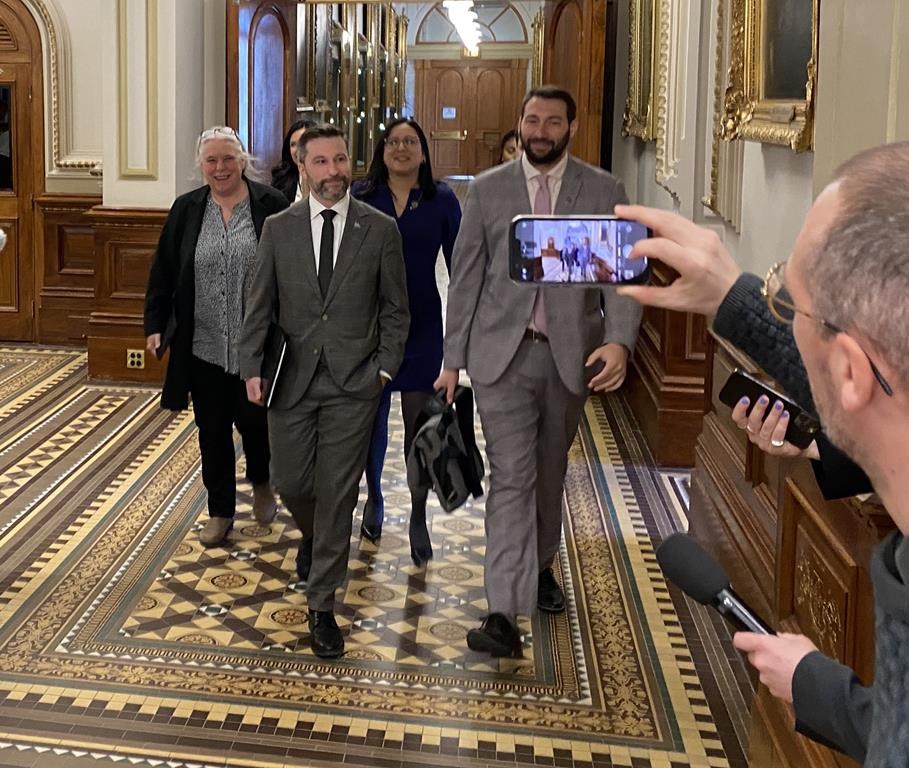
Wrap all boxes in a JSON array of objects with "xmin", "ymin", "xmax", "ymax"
[
  {"xmin": 718, "ymin": 369, "xmax": 820, "ymax": 449},
  {"xmin": 509, "ymin": 215, "xmax": 650, "ymax": 286}
]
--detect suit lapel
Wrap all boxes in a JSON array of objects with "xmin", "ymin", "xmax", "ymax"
[
  {"xmin": 292, "ymin": 201, "xmax": 320, "ymax": 295},
  {"xmin": 511, "ymin": 160, "xmax": 532, "ymax": 217},
  {"xmin": 324, "ymin": 198, "xmax": 369, "ymax": 306},
  {"xmin": 554, "ymin": 158, "xmax": 583, "ymax": 213}
]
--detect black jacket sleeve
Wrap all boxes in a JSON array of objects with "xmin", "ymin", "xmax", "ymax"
[
  {"xmin": 712, "ymin": 273, "xmax": 815, "ymax": 412},
  {"xmin": 791, "ymin": 651, "xmax": 872, "ymax": 763},
  {"xmin": 144, "ymin": 200, "xmax": 185, "ymax": 337},
  {"xmin": 713, "ymin": 273, "xmax": 874, "ymax": 500},
  {"xmin": 810, "ymin": 432, "xmax": 873, "ymax": 498}
]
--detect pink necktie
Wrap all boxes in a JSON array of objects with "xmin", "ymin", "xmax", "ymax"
[{"xmin": 530, "ymin": 174, "xmax": 550, "ymax": 335}]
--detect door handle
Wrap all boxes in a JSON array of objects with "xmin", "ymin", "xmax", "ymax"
[{"xmin": 431, "ymin": 129, "xmax": 467, "ymax": 141}]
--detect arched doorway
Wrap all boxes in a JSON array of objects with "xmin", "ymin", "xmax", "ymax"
[
  {"xmin": 412, "ymin": 2, "xmax": 529, "ymax": 176},
  {"xmin": 0, "ymin": 0, "xmax": 43, "ymax": 341}
]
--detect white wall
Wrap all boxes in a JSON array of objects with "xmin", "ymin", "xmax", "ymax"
[
  {"xmin": 37, "ymin": 0, "xmax": 103, "ymax": 193},
  {"xmin": 40, "ymin": 0, "xmax": 225, "ymax": 203},
  {"xmin": 734, "ymin": 145, "xmax": 814, "ymax": 274}
]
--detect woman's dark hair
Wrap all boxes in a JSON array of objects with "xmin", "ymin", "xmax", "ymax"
[
  {"xmin": 498, "ymin": 129, "xmax": 518, "ymax": 163},
  {"xmin": 357, "ymin": 118, "xmax": 438, "ymax": 201},
  {"xmin": 270, "ymin": 119, "xmax": 316, "ymax": 200}
]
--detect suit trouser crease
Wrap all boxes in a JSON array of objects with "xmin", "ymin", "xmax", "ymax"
[
  {"xmin": 190, "ymin": 355, "xmax": 270, "ymax": 519},
  {"xmin": 269, "ymin": 365, "xmax": 380, "ymax": 612},
  {"xmin": 473, "ymin": 340, "xmax": 586, "ymax": 617}
]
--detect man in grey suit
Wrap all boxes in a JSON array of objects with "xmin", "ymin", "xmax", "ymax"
[
  {"xmin": 435, "ymin": 86, "xmax": 642, "ymax": 656},
  {"xmin": 240, "ymin": 125, "xmax": 409, "ymax": 659}
]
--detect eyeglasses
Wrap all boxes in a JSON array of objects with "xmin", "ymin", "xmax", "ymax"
[
  {"xmin": 197, "ymin": 126, "xmax": 244, "ymax": 152},
  {"xmin": 762, "ymin": 261, "xmax": 893, "ymax": 396},
  {"xmin": 385, "ymin": 136, "xmax": 420, "ymax": 149}
]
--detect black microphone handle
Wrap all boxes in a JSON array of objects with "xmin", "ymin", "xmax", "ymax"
[{"xmin": 714, "ymin": 588, "xmax": 777, "ymax": 635}]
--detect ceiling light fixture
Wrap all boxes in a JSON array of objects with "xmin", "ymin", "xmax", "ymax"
[{"xmin": 443, "ymin": 0, "xmax": 481, "ymax": 55}]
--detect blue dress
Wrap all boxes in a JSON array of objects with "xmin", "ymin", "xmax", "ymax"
[{"xmin": 352, "ymin": 181, "xmax": 461, "ymax": 391}]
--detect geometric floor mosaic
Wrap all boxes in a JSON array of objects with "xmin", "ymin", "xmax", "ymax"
[{"xmin": 0, "ymin": 345, "xmax": 751, "ymax": 768}]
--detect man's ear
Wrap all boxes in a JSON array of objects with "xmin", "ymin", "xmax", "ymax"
[
  {"xmin": 568, "ymin": 119, "xmax": 579, "ymax": 140},
  {"xmin": 831, "ymin": 333, "xmax": 876, "ymax": 412}
]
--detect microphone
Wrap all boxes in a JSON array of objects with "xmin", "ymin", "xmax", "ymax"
[{"xmin": 656, "ymin": 532, "xmax": 776, "ymax": 635}]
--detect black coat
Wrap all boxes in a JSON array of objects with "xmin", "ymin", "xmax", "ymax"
[
  {"xmin": 713, "ymin": 273, "xmax": 873, "ymax": 499},
  {"xmin": 144, "ymin": 178, "xmax": 289, "ymax": 410}
]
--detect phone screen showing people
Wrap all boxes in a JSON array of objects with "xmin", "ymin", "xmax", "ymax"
[{"xmin": 509, "ymin": 216, "xmax": 650, "ymax": 285}]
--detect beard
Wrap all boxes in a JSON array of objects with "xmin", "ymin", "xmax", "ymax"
[
  {"xmin": 313, "ymin": 174, "xmax": 350, "ymax": 203},
  {"xmin": 519, "ymin": 128, "xmax": 570, "ymax": 166}
]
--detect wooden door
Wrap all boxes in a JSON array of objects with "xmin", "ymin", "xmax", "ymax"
[
  {"xmin": 228, "ymin": 1, "xmax": 295, "ymax": 173},
  {"xmin": 544, "ymin": 0, "xmax": 606, "ymax": 165},
  {"xmin": 415, "ymin": 59, "xmax": 526, "ymax": 177},
  {"xmin": 0, "ymin": 4, "xmax": 43, "ymax": 342}
]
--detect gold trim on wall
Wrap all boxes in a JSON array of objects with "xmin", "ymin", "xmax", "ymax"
[
  {"xmin": 117, "ymin": 0, "xmax": 158, "ymax": 179},
  {"xmin": 721, "ymin": 0, "xmax": 819, "ymax": 151},
  {"xmin": 703, "ymin": 0, "xmax": 743, "ymax": 229},
  {"xmin": 398, "ymin": 14, "xmax": 408, "ymax": 111},
  {"xmin": 622, "ymin": 0, "xmax": 657, "ymax": 141},
  {"xmin": 651, "ymin": 0, "xmax": 672, "ymax": 186},
  {"xmin": 531, "ymin": 10, "xmax": 544, "ymax": 88}
]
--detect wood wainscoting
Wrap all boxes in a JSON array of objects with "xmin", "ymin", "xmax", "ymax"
[
  {"xmin": 35, "ymin": 195, "xmax": 100, "ymax": 345},
  {"xmin": 689, "ymin": 332, "xmax": 893, "ymax": 768},
  {"xmin": 624, "ymin": 262, "xmax": 707, "ymax": 467},
  {"xmin": 85, "ymin": 207, "xmax": 167, "ymax": 384}
]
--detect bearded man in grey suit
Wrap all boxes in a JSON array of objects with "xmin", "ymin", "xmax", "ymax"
[
  {"xmin": 240, "ymin": 125, "xmax": 409, "ymax": 659},
  {"xmin": 435, "ymin": 86, "xmax": 642, "ymax": 656}
]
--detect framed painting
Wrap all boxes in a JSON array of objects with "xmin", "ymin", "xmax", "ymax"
[{"xmin": 721, "ymin": 0, "xmax": 819, "ymax": 151}]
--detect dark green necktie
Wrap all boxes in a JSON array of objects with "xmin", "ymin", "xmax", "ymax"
[{"xmin": 318, "ymin": 209, "xmax": 337, "ymax": 298}]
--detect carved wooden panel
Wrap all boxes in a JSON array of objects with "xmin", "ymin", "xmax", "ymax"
[
  {"xmin": 35, "ymin": 195, "xmax": 99, "ymax": 344},
  {"xmin": 111, "ymin": 245, "xmax": 155, "ymax": 301},
  {"xmin": 624, "ymin": 262, "xmax": 708, "ymax": 466},
  {"xmin": 691, "ymin": 332, "xmax": 892, "ymax": 768},
  {"xmin": 86, "ymin": 207, "xmax": 167, "ymax": 382},
  {"xmin": 0, "ymin": 218, "xmax": 19, "ymax": 312}
]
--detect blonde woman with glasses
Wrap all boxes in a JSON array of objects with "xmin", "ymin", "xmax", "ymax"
[{"xmin": 144, "ymin": 126, "xmax": 289, "ymax": 547}]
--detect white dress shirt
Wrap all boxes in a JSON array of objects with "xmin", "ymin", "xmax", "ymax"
[{"xmin": 308, "ymin": 191, "xmax": 350, "ymax": 275}]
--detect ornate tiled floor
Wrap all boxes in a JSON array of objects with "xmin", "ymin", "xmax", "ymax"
[{"xmin": 0, "ymin": 346, "xmax": 752, "ymax": 768}]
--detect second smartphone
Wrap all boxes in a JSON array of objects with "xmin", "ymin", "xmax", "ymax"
[{"xmin": 509, "ymin": 214, "xmax": 651, "ymax": 286}]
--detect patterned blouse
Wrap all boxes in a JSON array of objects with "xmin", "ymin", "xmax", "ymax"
[{"xmin": 192, "ymin": 196, "xmax": 257, "ymax": 375}]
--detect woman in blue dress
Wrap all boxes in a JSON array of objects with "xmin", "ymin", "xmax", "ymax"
[{"xmin": 352, "ymin": 118, "xmax": 461, "ymax": 564}]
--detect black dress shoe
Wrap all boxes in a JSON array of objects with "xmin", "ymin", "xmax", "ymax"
[
  {"xmin": 409, "ymin": 514, "xmax": 433, "ymax": 566},
  {"xmin": 466, "ymin": 613, "xmax": 522, "ymax": 657},
  {"xmin": 537, "ymin": 568, "xmax": 565, "ymax": 613},
  {"xmin": 296, "ymin": 537, "xmax": 313, "ymax": 582},
  {"xmin": 360, "ymin": 499, "xmax": 383, "ymax": 542},
  {"xmin": 359, "ymin": 521, "xmax": 382, "ymax": 543},
  {"xmin": 309, "ymin": 610, "xmax": 344, "ymax": 658}
]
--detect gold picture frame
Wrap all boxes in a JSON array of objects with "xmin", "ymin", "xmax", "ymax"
[
  {"xmin": 622, "ymin": 0, "xmax": 657, "ymax": 141},
  {"xmin": 721, "ymin": 0, "xmax": 819, "ymax": 151}
]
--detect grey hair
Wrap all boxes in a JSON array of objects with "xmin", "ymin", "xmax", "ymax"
[
  {"xmin": 804, "ymin": 141, "xmax": 909, "ymax": 389},
  {"xmin": 195, "ymin": 128, "xmax": 268, "ymax": 183}
]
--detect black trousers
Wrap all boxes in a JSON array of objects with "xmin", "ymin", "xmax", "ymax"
[{"xmin": 190, "ymin": 355, "xmax": 270, "ymax": 518}]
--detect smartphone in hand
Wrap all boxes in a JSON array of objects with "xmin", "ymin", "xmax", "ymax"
[
  {"xmin": 718, "ymin": 369, "xmax": 820, "ymax": 449},
  {"xmin": 509, "ymin": 215, "xmax": 650, "ymax": 286}
]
